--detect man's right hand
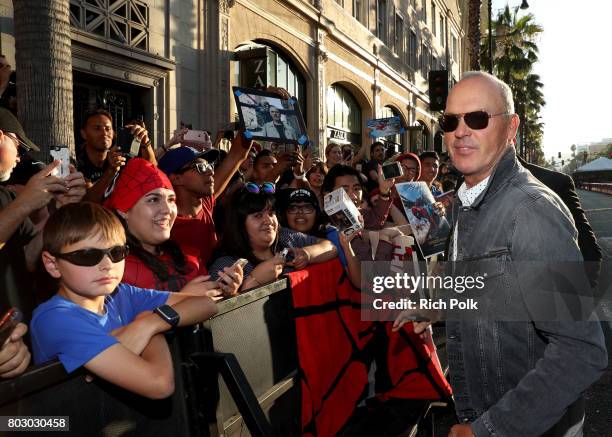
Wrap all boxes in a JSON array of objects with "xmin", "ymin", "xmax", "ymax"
[
  {"xmin": 106, "ymin": 146, "xmax": 127, "ymax": 174},
  {"xmin": 392, "ymin": 310, "xmax": 431, "ymax": 337},
  {"xmin": 16, "ymin": 161, "xmax": 67, "ymax": 212},
  {"xmin": 448, "ymin": 424, "xmax": 474, "ymax": 437}
]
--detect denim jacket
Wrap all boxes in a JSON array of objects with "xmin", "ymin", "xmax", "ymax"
[{"xmin": 446, "ymin": 147, "xmax": 607, "ymax": 436}]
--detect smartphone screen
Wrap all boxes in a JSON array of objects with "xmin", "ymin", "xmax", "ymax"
[
  {"xmin": 382, "ymin": 162, "xmax": 403, "ymax": 180},
  {"xmin": 117, "ymin": 128, "xmax": 141, "ymax": 157},
  {"xmin": 49, "ymin": 145, "xmax": 70, "ymax": 178}
]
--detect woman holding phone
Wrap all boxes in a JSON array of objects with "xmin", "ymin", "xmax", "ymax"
[
  {"xmin": 208, "ymin": 183, "xmax": 338, "ymax": 290},
  {"xmin": 104, "ymin": 158, "xmax": 243, "ymax": 298}
]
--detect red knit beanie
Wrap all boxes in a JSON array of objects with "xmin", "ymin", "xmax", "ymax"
[{"xmin": 104, "ymin": 158, "xmax": 174, "ymax": 213}]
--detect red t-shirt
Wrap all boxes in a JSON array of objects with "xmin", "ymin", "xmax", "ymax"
[
  {"xmin": 122, "ymin": 252, "xmax": 203, "ymax": 292},
  {"xmin": 170, "ymin": 196, "xmax": 217, "ymax": 273}
]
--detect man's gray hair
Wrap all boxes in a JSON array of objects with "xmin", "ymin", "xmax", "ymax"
[{"xmin": 460, "ymin": 71, "xmax": 515, "ymax": 114}]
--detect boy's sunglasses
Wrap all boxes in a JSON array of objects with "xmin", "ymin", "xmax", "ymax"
[
  {"xmin": 53, "ymin": 245, "xmax": 129, "ymax": 267},
  {"xmin": 438, "ymin": 111, "xmax": 511, "ymax": 133},
  {"xmin": 245, "ymin": 182, "xmax": 276, "ymax": 194}
]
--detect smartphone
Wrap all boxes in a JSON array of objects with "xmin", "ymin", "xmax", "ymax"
[
  {"xmin": 184, "ymin": 129, "xmax": 209, "ymax": 143},
  {"xmin": 279, "ymin": 248, "xmax": 295, "ymax": 263},
  {"xmin": 217, "ymin": 258, "xmax": 249, "ymax": 288},
  {"xmin": 232, "ymin": 258, "xmax": 249, "ymax": 269},
  {"xmin": 49, "ymin": 145, "xmax": 70, "ymax": 178},
  {"xmin": 382, "ymin": 162, "xmax": 403, "ymax": 180},
  {"xmin": 117, "ymin": 127, "xmax": 141, "ymax": 157},
  {"xmin": 0, "ymin": 308, "xmax": 23, "ymax": 346}
]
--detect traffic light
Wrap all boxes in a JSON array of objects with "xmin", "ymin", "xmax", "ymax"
[
  {"xmin": 561, "ymin": 159, "xmax": 565, "ymax": 166},
  {"xmin": 558, "ymin": 152, "xmax": 561, "ymax": 159},
  {"xmin": 428, "ymin": 70, "xmax": 448, "ymax": 112}
]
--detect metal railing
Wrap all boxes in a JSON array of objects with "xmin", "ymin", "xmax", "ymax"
[
  {"xmin": 577, "ymin": 182, "xmax": 612, "ymax": 195},
  {"xmin": 0, "ymin": 274, "xmax": 448, "ymax": 437}
]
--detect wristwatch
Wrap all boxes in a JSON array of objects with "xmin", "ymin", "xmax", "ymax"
[{"xmin": 154, "ymin": 304, "xmax": 180, "ymax": 329}]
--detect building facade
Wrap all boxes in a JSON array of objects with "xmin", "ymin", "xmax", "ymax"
[{"xmin": 0, "ymin": 0, "xmax": 466, "ymax": 156}]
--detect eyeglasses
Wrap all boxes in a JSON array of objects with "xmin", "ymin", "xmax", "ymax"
[
  {"xmin": 53, "ymin": 245, "xmax": 129, "ymax": 267},
  {"xmin": 5, "ymin": 133, "xmax": 31, "ymax": 152},
  {"xmin": 438, "ymin": 111, "xmax": 511, "ymax": 133},
  {"xmin": 179, "ymin": 161, "xmax": 213, "ymax": 174},
  {"xmin": 287, "ymin": 204, "xmax": 315, "ymax": 214},
  {"xmin": 245, "ymin": 182, "xmax": 276, "ymax": 194}
]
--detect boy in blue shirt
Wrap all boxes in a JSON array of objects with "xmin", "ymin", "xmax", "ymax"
[{"xmin": 31, "ymin": 202, "xmax": 218, "ymax": 399}]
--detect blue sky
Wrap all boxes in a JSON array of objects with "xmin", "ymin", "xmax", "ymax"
[{"xmin": 491, "ymin": 0, "xmax": 612, "ymax": 161}]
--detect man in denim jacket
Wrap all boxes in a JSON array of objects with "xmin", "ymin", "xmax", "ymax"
[{"xmin": 442, "ymin": 72, "xmax": 607, "ymax": 437}]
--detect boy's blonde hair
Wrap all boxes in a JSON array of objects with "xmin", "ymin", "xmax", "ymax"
[{"xmin": 43, "ymin": 202, "xmax": 126, "ymax": 255}]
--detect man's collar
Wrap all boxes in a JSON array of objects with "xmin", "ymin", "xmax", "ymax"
[
  {"xmin": 468, "ymin": 146, "xmax": 518, "ymax": 209},
  {"xmin": 458, "ymin": 176, "xmax": 490, "ymax": 207}
]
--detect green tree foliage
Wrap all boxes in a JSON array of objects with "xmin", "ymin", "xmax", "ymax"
[{"xmin": 480, "ymin": 5, "xmax": 545, "ymax": 164}]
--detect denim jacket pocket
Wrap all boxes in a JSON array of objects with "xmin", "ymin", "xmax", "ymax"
[{"xmin": 461, "ymin": 248, "xmax": 512, "ymax": 315}]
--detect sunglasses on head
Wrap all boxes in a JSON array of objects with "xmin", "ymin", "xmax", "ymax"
[
  {"xmin": 6, "ymin": 133, "xmax": 32, "ymax": 152},
  {"xmin": 53, "ymin": 245, "xmax": 129, "ymax": 267},
  {"xmin": 179, "ymin": 161, "xmax": 213, "ymax": 174},
  {"xmin": 245, "ymin": 182, "xmax": 276, "ymax": 194},
  {"xmin": 438, "ymin": 110, "xmax": 511, "ymax": 133}
]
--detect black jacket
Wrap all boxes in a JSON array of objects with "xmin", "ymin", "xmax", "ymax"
[{"xmin": 517, "ymin": 156, "xmax": 602, "ymax": 285}]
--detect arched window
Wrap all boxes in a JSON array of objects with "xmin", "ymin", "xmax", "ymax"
[
  {"xmin": 380, "ymin": 106, "xmax": 404, "ymax": 153},
  {"xmin": 434, "ymin": 131, "xmax": 444, "ymax": 154},
  {"xmin": 409, "ymin": 120, "xmax": 430, "ymax": 153},
  {"xmin": 326, "ymin": 84, "xmax": 362, "ymax": 145},
  {"xmin": 234, "ymin": 42, "xmax": 306, "ymax": 119}
]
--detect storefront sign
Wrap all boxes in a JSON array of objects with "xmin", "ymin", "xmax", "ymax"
[
  {"xmin": 236, "ymin": 47, "xmax": 271, "ymax": 89},
  {"xmin": 328, "ymin": 127, "xmax": 347, "ymax": 141}
]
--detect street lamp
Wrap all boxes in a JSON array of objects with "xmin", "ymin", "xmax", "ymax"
[{"xmin": 520, "ymin": 0, "xmax": 529, "ymax": 9}]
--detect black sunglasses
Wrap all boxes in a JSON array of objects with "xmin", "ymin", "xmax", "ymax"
[
  {"xmin": 439, "ymin": 110, "xmax": 511, "ymax": 133},
  {"xmin": 53, "ymin": 245, "xmax": 129, "ymax": 267},
  {"xmin": 178, "ymin": 161, "xmax": 213, "ymax": 175}
]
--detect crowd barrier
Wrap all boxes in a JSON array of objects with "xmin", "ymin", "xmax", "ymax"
[
  {"xmin": 577, "ymin": 182, "xmax": 612, "ymax": 195},
  {"xmin": 0, "ymin": 276, "xmax": 449, "ymax": 437}
]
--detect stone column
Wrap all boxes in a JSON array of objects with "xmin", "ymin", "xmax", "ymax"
[
  {"xmin": 372, "ymin": 43, "xmax": 381, "ymax": 121},
  {"xmin": 314, "ymin": 28, "xmax": 328, "ymax": 159},
  {"xmin": 201, "ymin": 0, "xmax": 233, "ymax": 132}
]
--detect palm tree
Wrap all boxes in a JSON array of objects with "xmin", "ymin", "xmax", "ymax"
[
  {"xmin": 467, "ymin": 0, "xmax": 483, "ymax": 70},
  {"xmin": 480, "ymin": 6, "xmax": 544, "ymax": 162},
  {"xmin": 480, "ymin": 6, "xmax": 543, "ymax": 77},
  {"xmin": 14, "ymin": 0, "xmax": 75, "ymax": 161},
  {"xmin": 515, "ymin": 73, "xmax": 545, "ymax": 159}
]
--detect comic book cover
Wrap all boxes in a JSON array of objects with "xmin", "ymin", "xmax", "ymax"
[
  {"xmin": 396, "ymin": 182, "xmax": 451, "ymax": 258},
  {"xmin": 366, "ymin": 116, "xmax": 405, "ymax": 138}
]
